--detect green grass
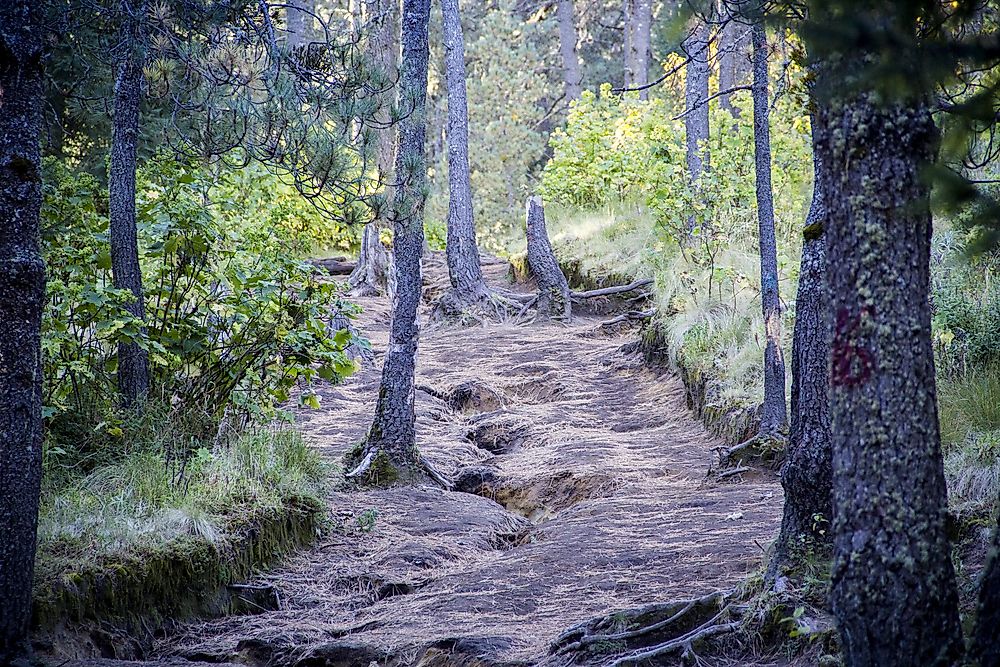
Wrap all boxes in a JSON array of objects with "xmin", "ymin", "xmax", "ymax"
[
  {"xmin": 527, "ymin": 201, "xmax": 796, "ymax": 410},
  {"xmin": 938, "ymin": 366, "xmax": 1000, "ymax": 515},
  {"xmin": 35, "ymin": 404, "xmax": 328, "ymax": 627}
]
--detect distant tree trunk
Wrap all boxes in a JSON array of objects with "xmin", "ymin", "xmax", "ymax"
[
  {"xmin": 813, "ymin": 58, "xmax": 964, "ymax": 667},
  {"xmin": 623, "ymin": 0, "xmax": 651, "ymax": 100},
  {"xmin": 556, "ymin": 0, "xmax": 582, "ymax": 100},
  {"xmin": 350, "ymin": 0, "xmax": 396, "ymax": 297},
  {"xmin": 717, "ymin": 5, "xmax": 750, "ymax": 117},
  {"xmin": 441, "ymin": 0, "xmax": 487, "ymax": 302},
  {"xmin": 110, "ymin": 4, "xmax": 150, "ymax": 409},
  {"xmin": 770, "ymin": 101, "xmax": 832, "ymax": 577},
  {"xmin": 751, "ymin": 24, "xmax": 786, "ymax": 437},
  {"xmin": 683, "ymin": 17, "xmax": 709, "ymax": 234},
  {"xmin": 349, "ymin": 0, "xmax": 431, "ymax": 480},
  {"xmin": 971, "ymin": 520, "xmax": 1000, "ymax": 666},
  {"xmin": 0, "ymin": 4, "xmax": 47, "ymax": 664},
  {"xmin": 286, "ymin": 0, "xmax": 316, "ymax": 50},
  {"xmin": 525, "ymin": 196, "xmax": 570, "ymax": 320}
]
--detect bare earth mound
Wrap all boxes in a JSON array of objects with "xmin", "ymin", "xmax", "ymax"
[{"xmin": 156, "ymin": 254, "xmax": 782, "ymax": 666}]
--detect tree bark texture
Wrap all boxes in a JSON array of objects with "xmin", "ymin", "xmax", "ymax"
[
  {"xmin": 557, "ymin": 0, "xmax": 582, "ymax": 100},
  {"xmin": 751, "ymin": 24, "xmax": 787, "ymax": 437},
  {"xmin": 773, "ymin": 102, "xmax": 832, "ymax": 570},
  {"xmin": 814, "ymin": 72, "xmax": 963, "ymax": 667},
  {"xmin": 362, "ymin": 0, "xmax": 431, "ymax": 470},
  {"xmin": 350, "ymin": 0, "xmax": 397, "ymax": 297},
  {"xmin": 110, "ymin": 3, "xmax": 150, "ymax": 408},
  {"xmin": 285, "ymin": 0, "xmax": 316, "ymax": 50},
  {"xmin": 971, "ymin": 518, "xmax": 1000, "ymax": 666},
  {"xmin": 717, "ymin": 5, "xmax": 750, "ymax": 118},
  {"xmin": 622, "ymin": 0, "xmax": 651, "ymax": 100},
  {"xmin": 525, "ymin": 196, "xmax": 570, "ymax": 320},
  {"xmin": 0, "ymin": 3, "xmax": 47, "ymax": 663},
  {"xmin": 441, "ymin": 0, "xmax": 486, "ymax": 299},
  {"xmin": 683, "ymin": 16, "xmax": 710, "ymax": 235}
]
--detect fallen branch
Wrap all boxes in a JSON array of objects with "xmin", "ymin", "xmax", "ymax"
[
  {"xmin": 571, "ymin": 278, "xmax": 653, "ymax": 300},
  {"xmin": 420, "ymin": 454, "xmax": 452, "ymax": 490},
  {"xmin": 715, "ymin": 465, "xmax": 751, "ymax": 480},
  {"xmin": 601, "ymin": 308, "xmax": 656, "ymax": 328},
  {"xmin": 609, "ymin": 614, "xmax": 740, "ymax": 667}
]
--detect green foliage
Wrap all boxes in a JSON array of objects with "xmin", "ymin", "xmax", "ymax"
[
  {"xmin": 356, "ymin": 508, "xmax": 379, "ymax": 533},
  {"xmin": 41, "ymin": 155, "xmax": 361, "ymax": 425},
  {"xmin": 425, "ymin": 1, "xmax": 561, "ymax": 253}
]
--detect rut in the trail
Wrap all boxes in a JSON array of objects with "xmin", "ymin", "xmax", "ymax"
[{"xmin": 160, "ymin": 253, "xmax": 782, "ymax": 666}]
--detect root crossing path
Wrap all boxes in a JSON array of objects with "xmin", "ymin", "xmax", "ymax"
[{"xmin": 162, "ymin": 255, "xmax": 782, "ymax": 666}]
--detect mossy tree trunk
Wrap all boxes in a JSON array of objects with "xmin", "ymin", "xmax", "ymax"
[
  {"xmin": 751, "ymin": 23, "xmax": 787, "ymax": 438},
  {"xmin": 109, "ymin": 0, "xmax": 150, "ymax": 409},
  {"xmin": 813, "ymin": 60, "xmax": 963, "ymax": 667},
  {"xmin": 441, "ymin": 0, "xmax": 487, "ymax": 303},
  {"xmin": 350, "ymin": 0, "xmax": 431, "ymax": 481},
  {"xmin": 0, "ymin": 3, "xmax": 47, "ymax": 663},
  {"xmin": 771, "ymin": 99, "xmax": 832, "ymax": 576}
]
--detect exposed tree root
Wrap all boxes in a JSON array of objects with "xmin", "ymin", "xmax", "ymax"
[
  {"xmin": 714, "ymin": 432, "xmax": 787, "ymax": 472},
  {"xmin": 600, "ymin": 308, "xmax": 656, "ymax": 328},
  {"xmin": 548, "ymin": 591, "xmax": 740, "ymax": 666},
  {"xmin": 430, "ymin": 284, "xmax": 535, "ymax": 326},
  {"xmin": 345, "ymin": 447, "xmax": 451, "ymax": 489},
  {"xmin": 571, "ymin": 278, "xmax": 653, "ymax": 300}
]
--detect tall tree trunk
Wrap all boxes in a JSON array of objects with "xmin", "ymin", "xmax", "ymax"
[
  {"xmin": 770, "ymin": 100, "xmax": 832, "ymax": 577},
  {"xmin": 349, "ymin": 0, "xmax": 430, "ymax": 480},
  {"xmin": 971, "ymin": 519, "xmax": 1000, "ymax": 666},
  {"xmin": 556, "ymin": 0, "xmax": 582, "ymax": 100},
  {"xmin": 751, "ymin": 24, "xmax": 786, "ymax": 437},
  {"xmin": 441, "ymin": 0, "xmax": 486, "ymax": 301},
  {"xmin": 813, "ymin": 61, "xmax": 963, "ymax": 667},
  {"xmin": 0, "ymin": 3, "xmax": 47, "ymax": 663},
  {"xmin": 623, "ymin": 0, "xmax": 651, "ymax": 100},
  {"xmin": 286, "ymin": 0, "xmax": 316, "ymax": 50},
  {"xmin": 350, "ymin": 0, "xmax": 396, "ymax": 297},
  {"xmin": 683, "ymin": 17, "xmax": 710, "ymax": 234},
  {"xmin": 525, "ymin": 196, "xmax": 571, "ymax": 320},
  {"xmin": 110, "ymin": 4, "xmax": 150, "ymax": 409},
  {"xmin": 717, "ymin": 4, "xmax": 750, "ymax": 118}
]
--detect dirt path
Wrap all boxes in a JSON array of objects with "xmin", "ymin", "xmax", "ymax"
[{"xmin": 160, "ymin": 254, "xmax": 782, "ymax": 666}]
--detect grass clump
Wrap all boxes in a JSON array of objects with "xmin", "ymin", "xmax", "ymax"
[{"xmin": 34, "ymin": 401, "xmax": 327, "ymax": 629}]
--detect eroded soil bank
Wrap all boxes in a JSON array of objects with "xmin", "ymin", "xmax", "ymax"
[{"xmin": 57, "ymin": 255, "xmax": 782, "ymax": 666}]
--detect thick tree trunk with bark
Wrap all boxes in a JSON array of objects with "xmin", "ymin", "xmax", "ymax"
[
  {"xmin": 771, "ymin": 103, "xmax": 832, "ymax": 575},
  {"xmin": 971, "ymin": 519, "xmax": 1000, "ymax": 666},
  {"xmin": 683, "ymin": 17, "xmax": 710, "ymax": 235},
  {"xmin": 350, "ymin": 0, "xmax": 396, "ymax": 297},
  {"xmin": 813, "ymin": 69, "xmax": 963, "ymax": 666},
  {"xmin": 717, "ymin": 9, "xmax": 750, "ymax": 118},
  {"xmin": 525, "ymin": 196, "xmax": 570, "ymax": 320},
  {"xmin": 557, "ymin": 0, "xmax": 582, "ymax": 100},
  {"xmin": 623, "ymin": 0, "xmax": 651, "ymax": 100},
  {"xmin": 441, "ymin": 0, "xmax": 487, "ymax": 302},
  {"xmin": 110, "ymin": 7, "xmax": 150, "ymax": 408},
  {"xmin": 350, "ymin": 0, "xmax": 431, "ymax": 481},
  {"xmin": 751, "ymin": 24, "xmax": 786, "ymax": 437},
  {"xmin": 0, "ymin": 4, "xmax": 47, "ymax": 663}
]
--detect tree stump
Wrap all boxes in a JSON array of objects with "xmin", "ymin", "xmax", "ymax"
[{"xmin": 525, "ymin": 196, "xmax": 571, "ymax": 320}]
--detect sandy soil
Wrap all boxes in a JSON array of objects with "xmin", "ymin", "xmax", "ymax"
[{"xmin": 152, "ymin": 253, "xmax": 783, "ymax": 666}]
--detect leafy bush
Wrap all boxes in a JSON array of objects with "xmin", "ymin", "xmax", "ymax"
[{"xmin": 41, "ymin": 155, "xmax": 361, "ymax": 427}]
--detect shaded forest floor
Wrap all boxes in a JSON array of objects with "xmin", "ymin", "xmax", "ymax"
[{"xmin": 74, "ymin": 254, "xmax": 784, "ymax": 666}]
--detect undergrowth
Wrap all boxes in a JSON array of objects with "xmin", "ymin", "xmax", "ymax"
[{"xmin": 37, "ymin": 406, "xmax": 327, "ymax": 580}]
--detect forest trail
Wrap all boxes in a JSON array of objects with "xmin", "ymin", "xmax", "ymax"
[{"xmin": 160, "ymin": 254, "xmax": 782, "ymax": 666}]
